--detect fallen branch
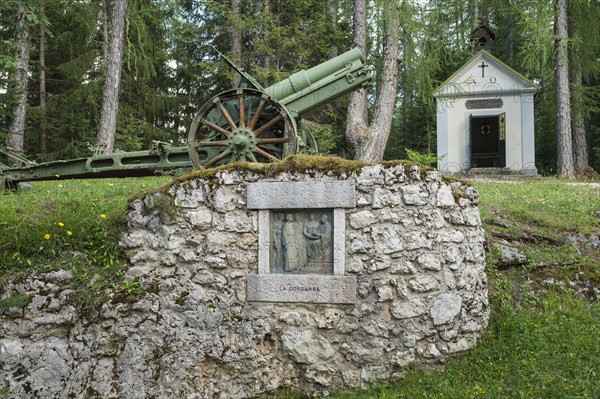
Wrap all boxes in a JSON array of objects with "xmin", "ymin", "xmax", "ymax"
[{"xmin": 489, "ymin": 231, "xmax": 564, "ymax": 245}]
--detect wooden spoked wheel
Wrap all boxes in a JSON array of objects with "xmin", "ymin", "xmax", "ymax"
[{"xmin": 187, "ymin": 88, "xmax": 296, "ymax": 169}]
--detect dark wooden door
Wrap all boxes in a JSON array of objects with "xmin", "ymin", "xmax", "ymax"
[{"xmin": 470, "ymin": 116, "xmax": 499, "ymax": 167}]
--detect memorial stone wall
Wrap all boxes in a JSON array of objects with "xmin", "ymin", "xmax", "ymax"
[{"xmin": 0, "ymin": 160, "xmax": 489, "ymax": 398}]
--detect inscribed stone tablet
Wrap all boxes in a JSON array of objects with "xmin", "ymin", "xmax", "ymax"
[
  {"xmin": 246, "ymin": 181, "xmax": 355, "ymax": 209},
  {"xmin": 465, "ymin": 98, "xmax": 503, "ymax": 109},
  {"xmin": 246, "ymin": 275, "xmax": 357, "ymax": 304}
]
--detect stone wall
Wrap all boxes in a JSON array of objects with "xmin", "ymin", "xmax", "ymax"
[{"xmin": 0, "ymin": 161, "xmax": 489, "ymax": 398}]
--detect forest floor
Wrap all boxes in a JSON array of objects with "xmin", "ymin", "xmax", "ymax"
[{"xmin": 1, "ymin": 176, "xmax": 599, "ymax": 399}]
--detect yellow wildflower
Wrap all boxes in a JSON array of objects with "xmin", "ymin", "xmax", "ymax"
[
  {"xmin": 108, "ymin": 183, "xmax": 114, "ymax": 187},
  {"xmin": 100, "ymin": 214, "xmax": 106, "ymax": 219},
  {"xmin": 54, "ymin": 174, "xmax": 60, "ymax": 178},
  {"xmin": 58, "ymin": 222, "xmax": 65, "ymax": 227},
  {"xmin": 67, "ymin": 230, "xmax": 73, "ymax": 236},
  {"xmin": 44, "ymin": 234, "xmax": 51, "ymax": 240}
]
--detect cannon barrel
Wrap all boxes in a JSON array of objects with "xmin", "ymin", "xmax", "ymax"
[{"xmin": 265, "ymin": 48, "xmax": 365, "ymax": 101}]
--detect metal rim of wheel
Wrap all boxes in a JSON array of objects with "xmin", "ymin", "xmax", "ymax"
[
  {"xmin": 298, "ymin": 121, "xmax": 319, "ymax": 155},
  {"xmin": 187, "ymin": 88, "xmax": 297, "ymax": 169}
]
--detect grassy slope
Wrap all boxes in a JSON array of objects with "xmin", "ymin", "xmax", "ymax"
[
  {"xmin": 1, "ymin": 177, "xmax": 599, "ymax": 398},
  {"xmin": 0, "ymin": 177, "xmax": 172, "ymax": 311}
]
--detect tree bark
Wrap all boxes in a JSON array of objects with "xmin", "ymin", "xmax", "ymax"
[
  {"xmin": 345, "ymin": 1, "xmax": 399, "ymax": 162},
  {"xmin": 554, "ymin": 0, "xmax": 574, "ymax": 178},
  {"xmin": 39, "ymin": 3, "xmax": 47, "ymax": 158},
  {"xmin": 102, "ymin": 0, "xmax": 109, "ymax": 65},
  {"xmin": 345, "ymin": 0, "xmax": 369, "ymax": 156},
  {"xmin": 96, "ymin": 0, "xmax": 128, "ymax": 154},
  {"xmin": 326, "ymin": 0, "xmax": 338, "ymax": 58},
  {"xmin": 402, "ymin": 25, "xmax": 411, "ymax": 148},
  {"xmin": 361, "ymin": 6, "xmax": 400, "ymax": 162},
  {"xmin": 7, "ymin": 1, "xmax": 30, "ymax": 155},
  {"xmin": 507, "ymin": 11, "xmax": 514, "ymax": 66},
  {"xmin": 570, "ymin": 64, "xmax": 587, "ymax": 173},
  {"xmin": 262, "ymin": 0, "xmax": 272, "ymax": 69},
  {"xmin": 230, "ymin": 0, "xmax": 242, "ymax": 89},
  {"xmin": 569, "ymin": 6, "xmax": 588, "ymax": 174},
  {"xmin": 472, "ymin": 0, "xmax": 479, "ymax": 25}
]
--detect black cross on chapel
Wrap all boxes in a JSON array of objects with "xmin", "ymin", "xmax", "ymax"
[{"xmin": 478, "ymin": 61, "xmax": 489, "ymax": 78}]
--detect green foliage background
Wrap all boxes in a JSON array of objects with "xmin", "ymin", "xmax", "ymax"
[{"xmin": 0, "ymin": 0, "xmax": 599, "ymax": 170}]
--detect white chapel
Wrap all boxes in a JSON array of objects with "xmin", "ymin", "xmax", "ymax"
[{"xmin": 434, "ymin": 26, "xmax": 539, "ymax": 175}]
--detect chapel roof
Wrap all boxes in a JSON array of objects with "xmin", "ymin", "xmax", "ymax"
[{"xmin": 433, "ymin": 50, "xmax": 539, "ymax": 98}]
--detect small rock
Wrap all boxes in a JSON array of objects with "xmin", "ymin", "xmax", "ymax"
[
  {"xmin": 494, "ymin": 244, "xmax": 527, "ymax": 266},
  {"xmin": 436, "ymin": 186, "xmax": 455, "ymax": 207},
  {"xmin": 417, "ymin": 253, "xmax": 442, "ymax": 271},
  {"xmin": 408, "ymin": 275, "xmax": 439, "ymax": 293},
  {"xmin": 430, "ymin": 293, "xmax": 462, "ymax": 325}
]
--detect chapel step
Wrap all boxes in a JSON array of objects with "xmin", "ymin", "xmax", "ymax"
[{"xmin": 462, "ymin": 167, "xmax": 539, "ymax": 179}]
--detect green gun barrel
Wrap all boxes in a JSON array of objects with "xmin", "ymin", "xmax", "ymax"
[{"xmin": 265, "ymin": 47, "xmax": 364, "ymax": 101}]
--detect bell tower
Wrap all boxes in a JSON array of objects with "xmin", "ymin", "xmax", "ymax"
[{"xmin": 470, "ymin": 25, "xmax": 495, "ymax": 54}]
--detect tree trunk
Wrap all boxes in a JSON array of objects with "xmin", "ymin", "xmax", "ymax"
[
  {"xmin": 39, "ymin": 3, "xmax": 47, "ymax": 158},
  {"xmin": 569, "ymin": 5, "xmax": 588, "ymax": 174},
  {"xmin": 570, "ymin": 65, "xmax": 587, "ymax": 174},
  {"xmin": 345, "ymin": 0, "xmax": 369, "ymax": 156},
  {"xmin": 96, "ymin": 0, "xmax": 128, "ymax": 154},
  {"xmin": 326, "ymin": 0, "xmax": 338, "ymax": 58},
  {"xmin": 345, "ymin": 1, "xmax": 399, "ymax": 162},
  {"xmin": 262, "ymin": 0, "xmax": 272, "ymax": 70},
  {"xmin": 507, "ymin": 12, "xmax": 514, "ymax": 66},
  {"xmin": 402, "ymin": 26, "xmax": 411, "ymax": 149},
  {"xmin": 554, "ymin": 0, "xmax": 574, "ymax": 178},
  {"xmin": 7, "ymin": 1, "xmax": 30, "ymax": 155},
  {"xmin": 102, "ymin": 0, "xmax": 109, "ymax": 65},
  {"xmin": 361, "ymin": 6, "xmax": 400, "ymax": 162},
  {"xmin": 472, "ymin": 0, "xmax": 479, "ymax": 25},
  {"xmin": 230, "ymin": 0, "xmax": 242, "ymax": 89}
]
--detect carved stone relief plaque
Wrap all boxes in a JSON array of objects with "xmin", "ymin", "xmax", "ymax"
[
  {"xmin": 246, "ymin": 180, "xmax": 357, "ymax": 304},
  {"xmin": 270, "ymin": 210, "xmax": 334, "ymax": 275}
]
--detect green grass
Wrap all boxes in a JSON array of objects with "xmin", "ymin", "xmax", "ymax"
[
  {"xmin": 477, "ymin": 180, "xmax": 600, "ymax": 236},
  {"xmin": 0, "ymin": 292, "xmax": 31, "ymax": 309},
  {"xmin": 0, "ymin": 176, "xmax": 170, "ymax": 316},
  {"xmin": 2, "ymin": 175, "xmax": 600, "ymax": 398},
  {"xmin": 0, "ymin": 177, "xmax": 170, "ymax": 275}
]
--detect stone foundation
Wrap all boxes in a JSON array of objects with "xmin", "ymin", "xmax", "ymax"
[{"xmin": 0, "ymin": 160, "xmax": 488, "ymax": 398}]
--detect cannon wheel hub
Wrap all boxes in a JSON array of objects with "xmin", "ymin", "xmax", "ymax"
[{"xmin": 229, "ymin": 128, "xmax": 256, "ymax": 155}]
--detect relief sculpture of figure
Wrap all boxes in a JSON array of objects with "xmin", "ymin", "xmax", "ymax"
[
  {"xmin": 319, "ymin": 214, "xmax": 332, "ymax": 260},
  {"xmin": 272, "ymin": 213, "xmax": 284, "ymax": 269},
  {"xmin": 281, "ymin": 213, "xmax": 301, "ymax": 272},
  {"xmin": 303, "ymin": 213, "xmax": 322, "ymax": 264}
]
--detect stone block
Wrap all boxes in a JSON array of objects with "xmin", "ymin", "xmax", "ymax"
[
  {"xmin": 430, "ymin": 293, "xmax": 462, "ymax": 325},
  {"xmin": 246, "ymin": 275, "xmax": 357, "ymax": 304},
  {"xmin": 247, "ymin": 181, "xmax": 356, "ymax": 209}
]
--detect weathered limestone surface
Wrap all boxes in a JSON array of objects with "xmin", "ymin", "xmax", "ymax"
[{"xmin": 0, "ymin": 163, "xmax": 488, "ymax": 398}]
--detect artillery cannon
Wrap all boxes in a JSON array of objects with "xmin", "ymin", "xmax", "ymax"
[
  {"xmin": 187, "ymin": 47, "xmax": 372, "ymax": 168},
  {"xmin": 1, "ymin": 48, "xmax": 372, "ymax": 190}
]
